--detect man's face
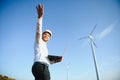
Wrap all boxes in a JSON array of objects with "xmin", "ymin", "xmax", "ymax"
[{"xmin": 42, "ymin": 32, "xmax": 51, "ymax": 42}]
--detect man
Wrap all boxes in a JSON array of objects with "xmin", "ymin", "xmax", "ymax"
[{"xmin": 32, "ymin": 4, "xmax": 62, "ymax": 80}]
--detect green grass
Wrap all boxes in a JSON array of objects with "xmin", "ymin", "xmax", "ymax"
[{"xmin": 0, "ymin": 74, "xmax": 15, "ymax": 80}]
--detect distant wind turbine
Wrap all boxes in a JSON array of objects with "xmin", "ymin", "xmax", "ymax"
[{"xmin": 78, "ymin": 24, "xmax": 100, "ymax": 80}]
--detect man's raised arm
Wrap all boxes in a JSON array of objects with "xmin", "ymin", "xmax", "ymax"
[{"xmin": 36, "ymin": 4, "xmax": 44, "ymax": 44}]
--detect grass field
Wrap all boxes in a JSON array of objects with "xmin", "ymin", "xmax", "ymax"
[{"xmin": 0, "ymin": 74, "xmax": 15, "ymax": 80}]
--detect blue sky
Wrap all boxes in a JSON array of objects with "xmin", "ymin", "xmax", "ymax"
[{"xmin": 0, "ymin": 0, "xmax": 120, "ymax": 80}]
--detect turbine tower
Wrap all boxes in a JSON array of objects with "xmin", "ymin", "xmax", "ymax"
[
  {"xmin": 66, "ymin": 63, "xmax": 70, "ymax": 80},
  {"xmin": 79, "ymin": 24, "xmax": 100, "ymax": 80}
]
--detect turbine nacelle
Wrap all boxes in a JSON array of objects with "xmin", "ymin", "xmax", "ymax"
[{"xmin": 88, "ymin": 34, "xmax": 93, "ymax": 39}]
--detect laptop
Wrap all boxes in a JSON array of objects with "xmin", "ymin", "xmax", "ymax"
[{"xmin": 48, "ymin": 48, "xmax": 67, "ymax": 62}]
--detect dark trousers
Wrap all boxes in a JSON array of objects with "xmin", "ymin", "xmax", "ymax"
[{"xmin": 32, "ymin": 62, "xmax": 50, "ymax": 80}]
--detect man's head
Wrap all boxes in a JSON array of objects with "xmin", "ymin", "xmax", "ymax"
[{"xmin": 42, "ymin": 30, "xmax": 52, "ymax": 42}]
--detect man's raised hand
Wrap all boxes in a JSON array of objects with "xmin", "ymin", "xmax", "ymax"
[{"xmin": 36, "ymin": 4, "xmax": 44, "ymax": 18}]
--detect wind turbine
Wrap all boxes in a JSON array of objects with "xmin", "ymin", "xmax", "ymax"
[{"xmin": 78, "ymin": 24, "xmax": 100, "ymax": 80}]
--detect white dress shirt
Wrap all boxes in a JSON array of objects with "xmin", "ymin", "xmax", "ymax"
[{"xmin": 34, "ymin": 18, "xmax": 50, "ymax": 65}]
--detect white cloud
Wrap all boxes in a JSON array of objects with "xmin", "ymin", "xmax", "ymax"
[{"xmin": 98, "ymin": 20, "xmax": 118, "ymax": 40}]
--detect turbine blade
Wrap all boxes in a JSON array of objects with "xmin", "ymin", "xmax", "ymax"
[
  {"xmin": 90, "ymin": 38, "xmax": 97, "ymax": 48},
  {"xmin": 90, "ymin": 24, "xmax": 97, "ymax": 35},
  {"xmin": 78, "ymin": 36, "xmax": 88, "ymax": 40},
  {"xmin": 93, "ymin": 40, "xmax": 97, "ymax": 48},
  {"xmin": 62, "ymin": 48, "xmax": 67, "ymax": 57}
]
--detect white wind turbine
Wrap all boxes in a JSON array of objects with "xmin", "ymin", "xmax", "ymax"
[{"xmin": 78, "ymin": 24, "xmax": 100, "ymax": 80}]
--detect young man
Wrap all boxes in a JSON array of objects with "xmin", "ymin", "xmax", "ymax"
[{"xmin": 32, "ymin": 4, "xmax": 62, "ymax": 80}]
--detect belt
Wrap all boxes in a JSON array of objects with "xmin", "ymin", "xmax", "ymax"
[{"xmin": 34, "ymin": 61, "xmax": 49, "ymax": 67}]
